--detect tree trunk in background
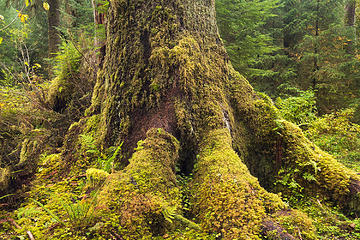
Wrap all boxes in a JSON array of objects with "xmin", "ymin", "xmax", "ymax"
[
  {"xmin": 75, "ymin": 0, "xmax": 360, "ymax": 238},
  {"xmin": 47, "ymin": 0, "xmax": 60, "ymax": 55},
  {"xmin": 345, "ymin": 0, "xmax": 356, "ymax": 54},
  {"xmin": 312, "ymin": 0, "xmax": 320, "ymax": 90},
  {"xmin": 91, "ymin": 0, "xmax": 106, "ymax": 66}
]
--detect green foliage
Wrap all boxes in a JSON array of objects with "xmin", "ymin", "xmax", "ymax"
[
  {"xmin": 217, "ymin": 0, "xmax": 360, "ymax": 112},
  {"xmin": 62, "ymin": 0, "xmax": 95, "ymax": 37},
  {"xmin": 80, "ymin": 133, "xmax": 122, "ymax": 172},
  {"xmin": 0, "ymin": 0, "xmax": 48, "ymax": 85},
  {"xmin": 275, "ymin": 89, "xmax": 317, "ymax": 126},
  {"xmin": 53, "ymin": 40, "xmax": 81, "ymax": 79},
  {"xmin": 31, "ymin": 198, "xmax": 65, "ymax": 225},
  {"xmin": 292, "ymin": 198, "xmax": 360, "ymax": 239},
  {"xmin": 216, "ymin": 0, "xmax": 280, "ymax": 75},
  {"xmin": 279, "ymin": 0, "xmax": 360, "ymax": 111},
  {"xmin": 62, "ymin": 195, "xmax": 98, "ymax": 228},
  {"xmin": 305, "ymin": 108, "xmax": 360, "ymax": 171},
  {"xmin": 0, "ymin": 86, "xmax": 55, "ymax": 170}
]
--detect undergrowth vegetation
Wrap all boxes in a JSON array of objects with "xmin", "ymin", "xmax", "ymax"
[
  {"xmin": 276, "ymin": 91, "xmax": 360, "ymax": 173},
  {"xmin": 273, "ymin": 92, "xmax": 360, "ymax": 238}
]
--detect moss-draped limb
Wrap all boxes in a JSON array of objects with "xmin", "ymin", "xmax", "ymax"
[{"xmin": 277, "ymin": 121, "xmax": 360, "ymax": 212}]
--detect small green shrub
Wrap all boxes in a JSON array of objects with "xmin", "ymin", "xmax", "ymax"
[
  {"xmin": 80, "ymin": 133, "xmax": 122, "ymax": 172},
  {"xmin": 305, "ymin": 108, "xmax": 360, "ymax": 171},
  {"xmin": 62, "ymin": 197, "xmax": 98, "ymax": 229},
  {"xmin": 53, "ymin": 41, "xmax": 81, "ymax": 79},
  {"xmin": 276, "ymin": 90, "xmax": 317, "ymax": 126}
]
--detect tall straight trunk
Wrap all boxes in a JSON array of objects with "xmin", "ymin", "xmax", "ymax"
[
  {"xmin": 312, "ymin": 0, "xmax": 320, "ymax": 90},
  {"xmin": 345, "ymin": 0, "xmax": 356, "ymax": 54},
  {"xmin": 73, "ymin": 0, "xmax": 360, "ymax": 238},
  {"xmin": 91, "ymin": 0, "xmax": 106, "ymax": 65},
  {"xmin": 47, "ymin": 0, "xmax": 60, "ymax": 55}
]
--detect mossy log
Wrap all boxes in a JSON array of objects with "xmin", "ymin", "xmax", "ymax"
[{"xmin": 60, "ymin": 0, "xmax": 360, "ymax": 238}]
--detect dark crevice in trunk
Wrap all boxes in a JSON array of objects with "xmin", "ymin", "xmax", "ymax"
[
  {"xmin": 140, "ymin": 29, "xmax": 151, "ymax": 64},
  {"xmin": 53, "ymin": 96, "xmax": 66, "ymax": 113},
  {"xmin": 177, "ymin": 137, "xmax": 197, "ymax": 176},
  {"xmin": 240, "ymin": 133, "xmax": 281, "ymax": 191}
]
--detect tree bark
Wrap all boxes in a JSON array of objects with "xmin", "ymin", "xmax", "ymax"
[
  {"xmin": 91, "ymin": 0, "xmax": 106, "ymax": 66},
  {"xmin": 345, "ymin": 0, "xmax": 356, "ymax": 54},
  {"xmin": 75, "ymin": 0, "xmax": 360, "ymax": 238},
  {"xmin": 47, "ymin": 0, "xmax": 60, "ymax": 55},
  {"xmin": 312, "ymin": 0, "xmax": 320, "ymax": 90}
]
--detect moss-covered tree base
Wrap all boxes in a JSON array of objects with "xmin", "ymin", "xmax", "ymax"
[{"xmin": 2, "ymin": 0, "xmax": 360, "ymax": 239}]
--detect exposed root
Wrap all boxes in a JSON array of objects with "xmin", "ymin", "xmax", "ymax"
[{"xmin": 189, "ymin": 128, "xmax": 313, "ymax": 239}]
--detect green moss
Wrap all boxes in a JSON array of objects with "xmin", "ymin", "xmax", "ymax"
[
  {"xmin": 274, "ymin": 209, "xmax": 316, "ymax": 239},
  {"xmin": 278, "ymin": 121, "xmax": 360, "ymax": 204},
  {"xmin": 18, "ymin": 138, "xmax": 38, "ymax": 170},
  {"xmin": 59, "ymin": 114, "xmax": 108, "ymax": 176},
  {"xmin": 305, "ymin": 108, "xmax": 360, "ymax": 171},
  {"xmin": 13, "ymin": 177, "xmax": 91, "ymax": 239},
  {"xmin": 36, "ymin": 153, "xmax": 62, "ymax": 179},
  {"xmin": 291, "ymin": 198, "xmax": 360, "ymax": 239},
  {"xmin": 46, "ymin": 75, "xmax": 73, "ymax": 110},
  {"xmin": 191, "ymin": 128, "xmax": 286, "ymax": 239},
  {"xmin": 229, "ymin": 85, "xmax": 360, "ymax": 214},
  {"xmin": 0, "ymin": 167, "xmax": 10, "ymax": 191},
  {"xmin": 86, "ymin": 168, "xmax": 109, "ymax": 188},
  {"xmin": 95, "ymin": 128, "xmax": 186, "ymax": 239}
]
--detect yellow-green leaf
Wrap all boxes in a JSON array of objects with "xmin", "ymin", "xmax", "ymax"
[
  {"xmin": 43, "ymin": 2, "xmax": 50, "ymax": 11},
  {"xmin": 18, "ymin": 13, "xmax": 28, "ymax": 23},
  {"xmin": 24, "ymin": 61, "xmax": 29, "ymax": 66},
  {"xmin": 25, "ymin": 0, "xmax": 29, "ymax": 7},
  {"xmin": 0, "ymin": 37, "xmax": 3, "ymax": 45}
]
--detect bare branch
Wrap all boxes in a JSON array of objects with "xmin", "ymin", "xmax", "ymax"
[{"xmin": 0, "ymin": 4, "xmax": 25, "ymax": 32}]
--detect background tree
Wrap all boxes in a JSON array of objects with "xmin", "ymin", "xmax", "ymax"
[
  {"xmin": 0, "ymin": 0, "xmax": 48, "ymax": 84},
  {"xmin": 216, "ymin": 0, "xmax": 280, "ymax": 76},
  {"xmin": 218, "ymin": 0, "xmax": 360, "ymax": 113},
  {"xmin": 47, "ymin": 0, "xmax": 60, "ymax": 55}
]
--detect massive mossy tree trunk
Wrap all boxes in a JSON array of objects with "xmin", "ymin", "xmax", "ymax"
[{"xmin": 77, "ymin": 0, "xmax": 360, "ymax": 238}]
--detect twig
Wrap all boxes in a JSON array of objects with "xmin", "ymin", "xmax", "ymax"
[
  {"xmin": 67, "ymin": 33, "xmax": 96, "ymax": 71},
  {"xmin": 31, "ymin": 198, "xmax": 66, "ymax": 225},
  {"xmin": 0, "ymin": 218, "xmax": 35, "ymax": 239},
  {"xmin": 26, "ymin": 230, "xmax": 35, "ymax": 240},
  {"xmin": 0, "ymin": 218, "xmax": 21, "ymax": 229},
  {"xmin": 0, "ymin": 4, "xmax": 25, "ymax": 32},
  {"xmin": 298, "ymin": 229, "xmax": 303, "ymax": 240}
]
